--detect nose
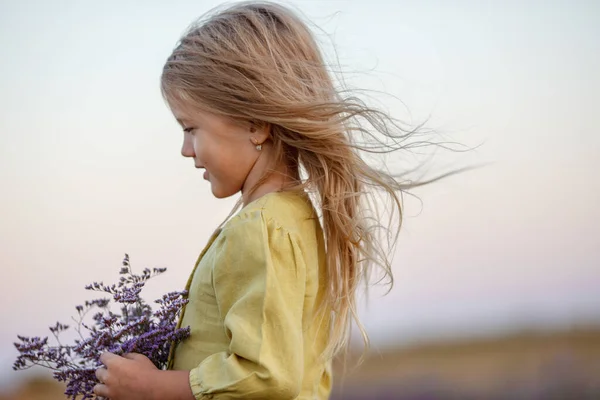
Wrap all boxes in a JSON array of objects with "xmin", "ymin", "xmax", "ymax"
[{"xmin": 181, "ymin": 135, "xmax": 195, "ymax": 158}]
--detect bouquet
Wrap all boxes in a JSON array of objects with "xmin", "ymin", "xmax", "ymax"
[{"xmin": 13, "ymin": 254, "xmax": 190, "ymax": 399}]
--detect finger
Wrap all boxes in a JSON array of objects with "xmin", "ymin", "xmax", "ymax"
[
  {"xmin": 99, "ymin": 351, "xmax": 119, "ymax": 366},
  {"xmin": 95, "ymin": 367, "xmax": 108, "ymax": 383},
  {"xmin": 122, "ymin": 352, "xmax": 146, "ymax": 361},
  {"xmin": 93, "ymin": 383, "xmax": 110, "ymax": 398}
]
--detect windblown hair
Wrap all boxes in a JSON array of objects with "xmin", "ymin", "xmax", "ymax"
[{"xmin": 161, "ymin": 1, "xmax": 452, "ymax": 359}]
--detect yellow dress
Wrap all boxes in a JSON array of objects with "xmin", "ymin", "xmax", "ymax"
[{"xmin": 167, "ymin": 191, "xmax": 332, "ymax": 399}]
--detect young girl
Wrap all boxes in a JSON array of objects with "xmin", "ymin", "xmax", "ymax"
[{"xmin": 93, "ymin": 1, "xmax": 429, "ymax": 399}]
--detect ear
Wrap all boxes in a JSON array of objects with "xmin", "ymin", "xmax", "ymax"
[{"xmin": 249, "ymin": 120, "xmax": 271, "ymax": 144}]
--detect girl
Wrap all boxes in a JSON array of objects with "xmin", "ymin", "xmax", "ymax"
[{"xmin": 94, "ymin": 1, "xmax": 440, "ymax": 399}]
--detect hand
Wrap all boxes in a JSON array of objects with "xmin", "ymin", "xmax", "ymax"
[{"xmin": 94, "ymin": 352, "xmax": 159, "ymax": 400}]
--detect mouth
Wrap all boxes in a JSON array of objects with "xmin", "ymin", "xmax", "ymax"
[{"xmin": 195, "ymin": 165, "xmax": 209, "ymax": 180}]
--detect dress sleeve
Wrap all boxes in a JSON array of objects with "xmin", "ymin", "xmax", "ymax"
[{"xmin": 188, "ymin": 211, "xmax": 307, "ymax": 400}]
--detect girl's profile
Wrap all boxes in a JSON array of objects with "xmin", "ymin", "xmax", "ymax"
[{"xmin": 93, "ymin": 2, "xmax": 458, "ymax": 399}]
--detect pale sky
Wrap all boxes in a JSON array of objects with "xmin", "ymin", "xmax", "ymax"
[{"xmin": 1, "ymin": 0, "xmax": 599, "ymax": 390}]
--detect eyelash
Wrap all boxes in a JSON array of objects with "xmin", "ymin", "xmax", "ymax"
[{"xmin": 183, "ymin": 127, "xmax": 195, "ymax": 134}]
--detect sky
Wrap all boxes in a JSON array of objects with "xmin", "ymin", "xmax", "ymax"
[{"xmin": 1, "ymin": 0, "xmax": 599, "ymax": 390}]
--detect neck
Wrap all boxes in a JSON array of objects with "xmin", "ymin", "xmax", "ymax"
[{"xmin": 241, "ymin": 144, "xmax": 299, "ymax": 206}]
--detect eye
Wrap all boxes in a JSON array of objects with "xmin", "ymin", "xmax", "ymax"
[{"xmin": 183, "ymin": 127, "xmax": 195, "ymax": 134}]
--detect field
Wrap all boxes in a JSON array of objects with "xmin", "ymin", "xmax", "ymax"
[
  {"xmin": 331, "ymin": 327, "xmax": 600, "ymax": 399},
  {"xmin": 3, "ymin": 327, "xmax": 599, "ymax": 399}
]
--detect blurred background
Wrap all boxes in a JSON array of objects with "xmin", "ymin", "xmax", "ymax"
[{"xmin": 1, "ymin": 0, "xmax": 599, "ymax": 399}]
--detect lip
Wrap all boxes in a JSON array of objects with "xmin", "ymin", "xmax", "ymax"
[{"xmin": 203, "ymin": 170, "xmax": 209, "ymax": 180}]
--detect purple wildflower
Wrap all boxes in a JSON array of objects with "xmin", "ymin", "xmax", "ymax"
[{"xmin": 13, "ymin": 254, "xmax": 190, "ymax": 400}]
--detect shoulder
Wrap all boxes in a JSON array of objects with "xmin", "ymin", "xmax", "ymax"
[
  {"xmin": 209, "ymin": 191, "xmax": 320, "ymax": 264},
  {"xmin": 210, "ymin": 191, "xmax": 318, "ymax": 278},
  {"xmin": 224, "ymin": 190, "xmax": 317, "ymax": 237}
]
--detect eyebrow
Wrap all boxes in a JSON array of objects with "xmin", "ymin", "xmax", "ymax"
[{"xmin": 175, "ymin": 117, "xmax": 191, "ymax": 126}]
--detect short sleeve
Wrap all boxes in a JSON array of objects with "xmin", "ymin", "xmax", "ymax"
[{"xmin": 188, "ymin": 210, "xmax": 307, "ymax": 399}]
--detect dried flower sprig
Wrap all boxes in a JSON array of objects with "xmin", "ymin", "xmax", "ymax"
[{"xmin": 13, "ymin": 254, "xmax": 190, "ymax": 399}]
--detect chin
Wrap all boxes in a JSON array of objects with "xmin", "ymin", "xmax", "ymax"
[{"xmin": 210, "ymin": 184, "xmax": 241, "ymax": 199}]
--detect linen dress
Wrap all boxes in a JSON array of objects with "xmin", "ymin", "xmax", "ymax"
[{"xmin": 167, "ymin": 191, "xmax": 332, "ymax": 399}]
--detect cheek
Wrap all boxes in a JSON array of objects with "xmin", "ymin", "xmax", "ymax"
[
  {"xmin": 212, "ymin": 150, "xmax": 253, "ymax": 190},
  {"xmin": 192, "ymin": 136, "xmax": 208, "ymax": 159}
]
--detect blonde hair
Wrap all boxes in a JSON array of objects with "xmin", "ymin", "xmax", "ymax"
[{"xmin": 161, "ymin": 1, "xmax": 458, "ymax": 359}]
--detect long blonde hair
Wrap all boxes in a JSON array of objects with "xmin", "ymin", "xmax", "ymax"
[{"xmin": 161, "ymin": 1, "xmax": 458, "ymax": 359}]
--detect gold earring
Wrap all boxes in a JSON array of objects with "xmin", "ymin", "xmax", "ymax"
[{"xmin": 251, "ymin": 137, "xmax": 262, "ymax": 151}]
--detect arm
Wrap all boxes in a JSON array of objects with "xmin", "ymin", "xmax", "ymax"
[
  {"xmin": 151, "ymin": 370, "xmax": 196, "ymax": 400},
  {"xmin": 188, "ymin": 212, "xmax": 307, "ymax": 399},
  {"xmin": 94, "ymin": 214, "xmax": 307, "ymax": 400}
]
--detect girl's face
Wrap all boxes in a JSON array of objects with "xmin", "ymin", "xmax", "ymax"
[{"xmin": 170, "ymin": 103, "xmax": 266, "ymax": 199}]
